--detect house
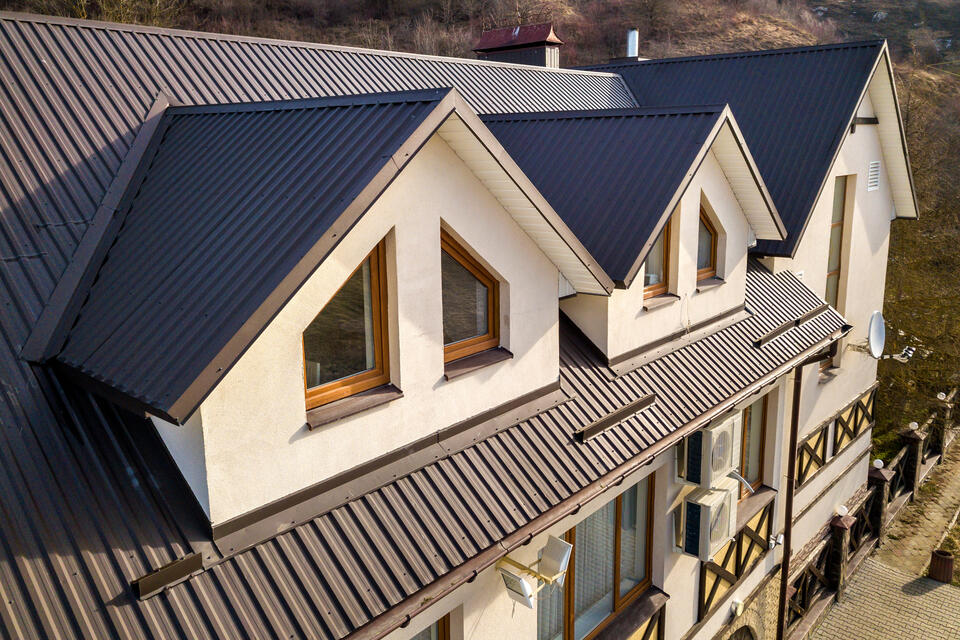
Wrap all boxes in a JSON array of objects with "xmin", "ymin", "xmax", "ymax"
[{"xmin": 0, "ymin": 11, "xmax": 915, "ymax": 640}]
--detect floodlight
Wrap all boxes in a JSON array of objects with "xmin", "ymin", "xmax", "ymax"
[{"xmin": 497, "ymin": 567, "xmax": 535, "ymax": 609}]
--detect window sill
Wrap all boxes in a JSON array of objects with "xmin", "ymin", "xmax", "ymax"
[
  {"xmin": 306, "ymin": 384, "xmax": 402, "ymax": 430},
  {"xmin": 695, "ymin": 276, "xmax": 724, "ymax": 293},
  {"xmin": 444, "ymin": 347, "xmax": 513, "ymax": 380},
  {"xmin": 592, "ymin": 587, "xmax": 669, "ymax": 640},
  {"xmin": 642, "ymin": 293, "xmax": 679, "ymax": 312},
  {"xmin": 736, "ymin": 484, "xmax": 776, "ymax": 531}
]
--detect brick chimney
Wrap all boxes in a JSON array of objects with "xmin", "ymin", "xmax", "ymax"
[{"xmin": 473, "ymin": 23, "xmax": 563, "ymax": 68}]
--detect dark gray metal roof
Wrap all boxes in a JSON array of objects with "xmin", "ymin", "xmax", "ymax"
[
  {"xmin": 55, "ymin": 90, "xmax": 454, "ymax": 421},
  {"xmin": 482, "ymin": 106, "xmax": 725, "ymax": 283},
  {"xmin": 584, "ymin": 41, "xmax": 886, "ymax": 257}
]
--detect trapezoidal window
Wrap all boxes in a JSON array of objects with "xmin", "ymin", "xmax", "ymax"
[
  {"xmin": 303, "ymin": 241, "xmax": 389, "ymax": 409},
  {"xmin": 697, "ymin": 208, "xmax": 718, "ymax": 281},
  {"xmin": 441, "ymin": 230, "xmax": 499, "ymax": 363},
  {"xmin": 643, "ymin": 222, "xmax": 670, "ymax": 299}
]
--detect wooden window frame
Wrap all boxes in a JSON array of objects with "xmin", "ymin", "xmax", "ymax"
[
  {"xmin": 739, "ymin": 396, "xmax": 767, "ymax": 500},
  {"xmin": 822, "ymin": 176, "xmax": 850, "ymax": 371},
  {"xmin": 303, "ymin": 241, "xmax": 390, "ymax": 410},
  {"xmin": 441, "ymin": 230, "xmax": 500, "ymax": 363},
  {"xmin": 697, "ymin": 208, "xmax": 718, "ymax": 282},
  {"xmin": 437, "ymin": 614, "xmax": 450, "ymax": 640},
  {"xmin": 558, "ymin": 477, "xmax": 655, "ymax": 640},
  {"xmin": 643, "ymin": 222, "xmax": 671, "ymax": 300}
]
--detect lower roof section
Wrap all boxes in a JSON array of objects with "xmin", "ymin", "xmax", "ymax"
[{"xmin": 0, "ymin": 260, "xmax": 845, "ymax": 640}]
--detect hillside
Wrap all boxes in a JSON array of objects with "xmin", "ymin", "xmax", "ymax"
[{"xmin": 3, "ymin": 0, "xmax": 959, "ymax": 453}]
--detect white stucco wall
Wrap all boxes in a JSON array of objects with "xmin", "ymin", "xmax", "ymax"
[
  {"xmin": 154, "ymin": 134, "xmax": 563, "ymax": 523},
  {"xmin": 561, "ymin": 150, "xmax": 752, "ymax": 360},
  {"xmin": 764, "ymin": 93, "xmax": 893, "ymax": 439}
]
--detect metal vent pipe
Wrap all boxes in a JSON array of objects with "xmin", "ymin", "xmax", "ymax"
[{"xmin": 626, "ymin": 29, "xmax": 640, "ymax": 58}]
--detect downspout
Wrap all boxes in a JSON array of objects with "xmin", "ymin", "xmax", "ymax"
[{"xmin": 776, "ymin": 340, "xmax": 841, "ymax": 640}]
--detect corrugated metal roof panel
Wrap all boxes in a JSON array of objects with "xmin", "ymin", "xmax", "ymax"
[
  {"xmin": 585, "ymin": 41, "xmax": 885, "ymax": 257},
  {"xmin": 481, "ymin": 107, "xmax": 724, "ymax": 282},
  {"xmin": 57, "ymin": 91, "xmax": 447, "ymax": 416}
]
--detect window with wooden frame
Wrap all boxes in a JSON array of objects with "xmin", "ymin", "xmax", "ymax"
[
  {"xmin": 441, "ymin": 230, "xmax": 499, "ymax": 363},
  {"xmin": 821, "ymin": 176, "xmax": 850, "ymax": 371},
  {"xmin": 410, "ymin": 614, "xmax": 450, "ymax": 640},
  {"xmin": 643, "ymin": 222, "xmax": 670, "ymax": 299},
  {"xmin": 697, "ymin": 208, "xmax": 718, "ymax": 281},
  {"xmin": 536, "ymin": 476, "xmax": 654, "ymax": 640},
  {"xmin": 738, "ymin": 396, "xmax": 767, "ymax": 499},
  {"xmin": 303, "ymin": 241, "xmax": 389, "ymax": 410}
]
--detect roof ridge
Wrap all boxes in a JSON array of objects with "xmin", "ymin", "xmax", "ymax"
[
  {"xmin": 166, "ymin": 88, "xmax": 454, "ymax": 117},
  {"xmin": 480, "ymin": 104, "xmax": 727, "ymax": 122},
  {"xmin": 585, "ymin": 39, "xmax": 885, "ymax": 70},
  {"xmin": 0, "ymin": 10, "xmax": 622, "ymax": 78}
]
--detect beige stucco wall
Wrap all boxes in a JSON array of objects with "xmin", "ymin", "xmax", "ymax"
[
  {"xmin": 561, "ymin": 150, "xmax": 751, "ymax": 360},
  {"xmin": 154, "ymin": 133, "xmax": 563, "ymax": 523}
]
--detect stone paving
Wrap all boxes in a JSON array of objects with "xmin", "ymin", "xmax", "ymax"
[
  {"xmin": 811, "ymin": 442, "xmax": 960, "ymax": 639},
  {"xmin": 811, "ymin": 557, "xmax": 960, "ymax": 640},
  {"xmin": 875, "ymin": 445, "xmax": 960, "ymax": 575}
]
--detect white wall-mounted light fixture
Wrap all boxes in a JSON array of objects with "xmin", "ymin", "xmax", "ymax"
[
  {"xmin": 873, "ymin": 459, "xmax": 885, "ymax": 470},
  {"xmin": 835, "ymin": 505, "xmax": 849, "ymax": 517},
  {"xmin": 731, "ymin": 599, "xmax": 745, "ymax": 617},
  {"xmin": 496, "ymin": 535, "xmax": 572, "ymax": 608}
]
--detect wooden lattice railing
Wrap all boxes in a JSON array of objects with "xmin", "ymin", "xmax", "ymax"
[
  {"xmin": 786, "ymin": 538, "xmax": 832, "ymax": 632},
  {"xmin": 848, "ymin": 486, "xmax": 879, "ymax": 556}
]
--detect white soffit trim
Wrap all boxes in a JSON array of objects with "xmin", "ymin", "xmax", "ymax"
[
  {"xmin": 710, "ymin": 118, "xmax": 785, "ymax": 240},
  {"xmin": 436, "ymin": 113, "xmax": 610, "ymax": 294},
  {"xmin": 867, "ymin": 51, "xmax": 919, "ymax": 219}
]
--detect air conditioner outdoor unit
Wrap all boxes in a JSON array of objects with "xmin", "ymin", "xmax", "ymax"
[
  {"xmin": 683, "ymin": 477, "xmax": 739, "ymax": 561},
  {"xmin": 683, "ymin": 412, "xmax": 742, "ymax": 488}
]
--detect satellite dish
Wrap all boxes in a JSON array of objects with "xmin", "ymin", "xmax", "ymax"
[{"xmin": 868, "ymin": 311, "xmax": 885, "ymax": 359}]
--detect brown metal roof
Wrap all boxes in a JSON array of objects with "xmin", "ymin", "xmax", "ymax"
[
  {"xmin": 473, "ymin": 23, "xmax": 563, "ymax": 52},
  {"xmin": 0, "ymin": 12, "xmax": 849, "ymax": 640},
  {"xmin": 0, "ymin": 254, "xmax": 845, "ymax": 639}
]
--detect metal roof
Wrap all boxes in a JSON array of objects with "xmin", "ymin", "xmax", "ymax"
[
  {"xmin": 473, "ymin": 23, "xmax": 563, "ymax": 51},
  {"xmin": 482, "ymin": 106, "xmax": 783, "ymax": 285},
  {"xmin": 0, "ymin": 13, "xmax": 854, "ymax": 640},
  {"xmin": 54, "ymin": 90, "xmax": 451, "ymax": 421},
  {"xmin": 0, "ymin": 255, "xmax": 846, "ymax": 640},
  {"xmin": 51, "ymin": 88, "xmax": 616, "ymax": 423},
  {"xmin": 584, "ymin": 41, "xmax": 888, "ymax": 257}
]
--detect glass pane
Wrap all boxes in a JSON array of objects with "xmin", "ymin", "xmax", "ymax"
[
  {"xmin": 698, "ymin": 218, "xmax": 714, "ymax": 271},
  {"xmin": 303, "ymin": 258, "xmax": 375, "ymax": 388},
  {"xmin": 827, "ymin": 225, "xmax": 842, "ymax": 273},
  {"xmin": 644, "ymin": 229, "xmax": 665, "ymax": 286},
  {"xmin": 832, "ymin": 176, "xmax": 847, "ymax": 224},
  {"xmin": 619, "ymin": 478, "xmax": 649, "ymax": 598},
  {"xmin": 411, "ymin": 621, "xmax": 440, "ymax": 640},
  {"xmin": 743, "ymin": 400, "xmax": 764, "ymax": 486},
  {"xmin": 825, "ymin": 273, "xmax": 839, "ymax": 308},
  {"xmin": 537, "ymin": 579, "xmax": 564, "ymax": 640},
  {"xmin": 573, "ymin": 501, "xmax": 616, "ymax": 640},
  {"xmin": 442, "ymin": 250, "xmax": 488, "ymax": 345}
]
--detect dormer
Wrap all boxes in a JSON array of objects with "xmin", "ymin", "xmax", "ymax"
[
  {"xmin": 35, "ymin": 88, "xmax": 611, "ymax": 525},
  {"xmin": 484, "ymin": 106, "xmax": 784, "ymax": 368}
]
